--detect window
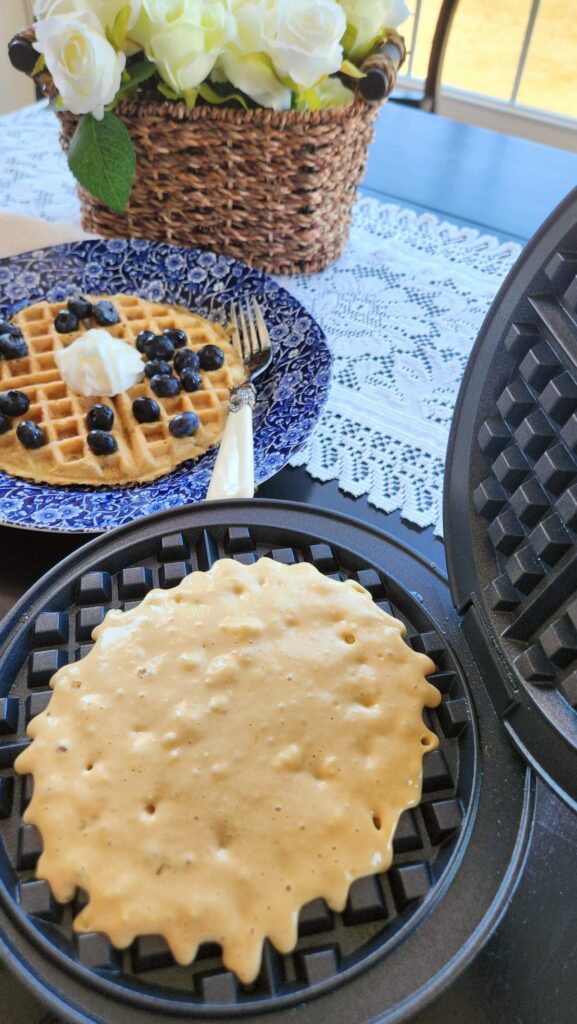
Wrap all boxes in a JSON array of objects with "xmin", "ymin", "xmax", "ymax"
[{"xmin": 399, "ymin": 0, "xmax": 577, "ymax": 149}]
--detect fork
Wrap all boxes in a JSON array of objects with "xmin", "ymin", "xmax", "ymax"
[{"xmin": 206, "ymin": 298, "xmax": 272, "ymax": 500}]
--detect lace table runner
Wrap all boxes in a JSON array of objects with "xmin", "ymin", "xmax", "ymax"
[{"xmin": 0, "ymin": 101, "xmax": 522, "ymax": 534}]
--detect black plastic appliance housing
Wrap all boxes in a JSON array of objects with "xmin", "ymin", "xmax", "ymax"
[
  {"xmin": 445, "ymin": 187, "xmax": 577, "ymax": 811},
  {"xmin": 4, "ymin": 184, "xmax": 577, "ymax": 1022},
  {"xmin": 0, "ymin": 501, "xmax": 531, "ymax": 1024}
]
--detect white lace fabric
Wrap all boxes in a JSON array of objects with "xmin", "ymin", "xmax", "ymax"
[
  {"xmin": 0, "ymin": 102, "xmax": 522, "ymax": 535},
  {"xmin": 280, "ymin": 202, "xmax": 522, "ymax": 534}
]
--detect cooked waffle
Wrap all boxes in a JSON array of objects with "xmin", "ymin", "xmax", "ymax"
[{"xmin": 0, "ymin": 294, "xmax": 246, "ymax": 486}]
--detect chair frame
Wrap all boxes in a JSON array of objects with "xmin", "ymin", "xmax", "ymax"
[{"xmin": 393, "ymin": 0, "xmax": 460, "ymax": 113}]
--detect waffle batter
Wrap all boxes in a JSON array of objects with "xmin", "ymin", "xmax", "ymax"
[{"xmin": 15, "ymin": 558, "xmax": 441, "ymax": 983}]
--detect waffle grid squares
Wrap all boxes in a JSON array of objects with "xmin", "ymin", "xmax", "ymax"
[
  {"xmin": 475, "ymin": 272, "xmax": 577, "ymax": 702},
  {"xmin": 0, "ymin": 528, "xmax": 472, "ymax": 1010},
  {"xmin": 0, "ymin": 295, "xmax": 246, "ymax": 484}
]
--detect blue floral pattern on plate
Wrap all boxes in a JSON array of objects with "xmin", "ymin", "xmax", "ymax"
[{"xmin": 0, "ymin": 240, "xmax": 331, "ymax": 533}]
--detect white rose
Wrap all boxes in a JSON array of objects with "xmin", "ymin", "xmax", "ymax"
[
  {"xmin": 34, "ymin": 0, "xmax": 77, "ymax": 16},
  {"xmin": 341, "ymin": 0, "xmax": 410, "ymax": 62},
  {"xmin": 34, "ymin": 13, "xmax": 126, "ymax": 119},
  {"xmin": 221, "ymin": 52, "xmax": 291, "ymax": 109},
  {"xmin": 219, "ymin": 0, "xmax": 290, "ymax": 110},
  {"xmin": 92, "ymin": 0, "xmax": 142, "ymax": 29},
  {"xmin": 34, "ymin": 0, "xmax": 142, "ymax": 30},
  {"xmin": 264, "ymin": 0, "xmax": 346, "ymax": 92},
  {"xmin": 136, "ymin": 0, "xmax": 235, "ymax": 94}
]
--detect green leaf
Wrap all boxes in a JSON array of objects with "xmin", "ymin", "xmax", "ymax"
[
  {"xmin": 183, "ymin": 88, "xmax": 198, "ymax": 109},
  {"xmin": 47, "ymin": 94, "xmax": 64, "ymax": 111},
  {"xmin": 341, "ymin": 25, "xmax": 358, "ymax": 56},
  {"xmin": 197, "ymin": 82, "xmax": 249, "ymax": 109},
  {"xmin": 157, "ymin": 82, "xmax": 179, "ymax": 100},
  {"xmin": 67, "ymin": 112, "xmax": 136, "ymax": 213},
  {"xmin": 32, "ymin": 53, "xmax": 45, "ymax": 76},
  {"xmin": 339, "ymin": 59, "xmax": 366, "ymax": 80},
  {"xmin": 115, "ymin": 59, "xmax": 156, "ymax": 98},
  {"xmin": 110, "ymin": 4, "xmax": 131, "ymax": 50},
  {"xmin": 294, "ymin": 86, "xmax": 321, "ymax": 111},
  {"xmin": 127, "ymin": 60, "xmax": 157, "ymax": 87}
]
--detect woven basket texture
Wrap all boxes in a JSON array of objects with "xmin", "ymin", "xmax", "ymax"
[
  {"xmin": 13, "ymin": 25, "xmax": 404, "ymax": 274},
  {"xmin": 57, "ymin": 99, "xmax": 379, "ymax": 275}
]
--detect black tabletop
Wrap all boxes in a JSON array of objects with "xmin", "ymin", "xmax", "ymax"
[{"xmin": 2, "ymin": 102, "xmax": 577, "ymax": 1024}]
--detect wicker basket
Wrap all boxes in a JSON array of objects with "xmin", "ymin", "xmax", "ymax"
[{"xmin": 13, "ymin": 30, "xmax": 405, "ymax": 275}]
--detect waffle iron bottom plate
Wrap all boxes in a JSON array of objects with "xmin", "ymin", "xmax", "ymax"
[{"xmin": 0, "ymin": 501, "xmax": 534, "ymax": 1024}]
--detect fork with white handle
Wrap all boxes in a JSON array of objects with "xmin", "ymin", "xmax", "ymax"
[{"xmin": 206, "ymin": 298, "xmax": 272, "ymax": 500}]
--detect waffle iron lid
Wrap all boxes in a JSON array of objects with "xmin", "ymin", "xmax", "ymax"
[{"xmin": 444, "ymin": 186, "xmax": 577, "ymax": 809}]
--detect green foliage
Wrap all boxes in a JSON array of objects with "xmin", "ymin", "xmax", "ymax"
[
  {"xmin": 157, "ymin": 82, "xmax": 180, "ymax": 101},
  {"xmin": 339, "ymin": 60, "xmax": 366, "ymax": 80},
  {"xmin": 68, "ymin": 112, "xmax": 136, "ymax": 213},
  {"xmin": 114, "ymin": 59, "xmax": 157, "ymax": 102},
  {"xmin": 197, "ymin": 82, "xmax": 249, "ymax": 109},
  {"xmin": 105, "ymin": 5, "xmax": 132, "ymax": 51},
  {"xmin": 47, "ymin": 94, "xmax": 64, "ymax": 112},
  {"xmin": 31, "ymin": 54, "xmax": 46, "ymax": 76}
]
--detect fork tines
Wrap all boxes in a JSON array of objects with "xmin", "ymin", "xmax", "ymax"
[{"xmin": 230, "ymin": 298, "xmax": 271, "ymax": 365}]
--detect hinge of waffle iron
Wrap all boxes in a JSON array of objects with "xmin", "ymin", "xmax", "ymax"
[{"xmin": 460, "ymin": 596, "xmax": 520, "ymax": 719}]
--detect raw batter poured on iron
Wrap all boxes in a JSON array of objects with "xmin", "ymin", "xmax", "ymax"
[{"xmin": 15, "ymin": 558, "xmax": 441, "ymax": 983}]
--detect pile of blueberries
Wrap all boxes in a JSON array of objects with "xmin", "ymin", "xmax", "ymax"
[
  {"xmin": 0, "ymin": 389, "xmax": 44, "ymax": 450},
  {"xmin": 54, "ymin": 296, "xmax": 226, "ymax": 451},
  {"xmin": 0, "ymin": 296, "xmax": 227, "ymax": 456},
  {"xmin": 54, "ymin": 295, "xmax": 120, "ymax": 334},
  {"xmin": 0, "ymin": 318, "xmax": 43, "ymax": 449},
  {"xmin": 68, "ymin": 313, "xmax": 227, "ymax": 455},
  {"xmin": 0, "ymin": 317, "xmax": 28, "ymax": 361},
  {"xmin": 131, "ymin": 325, "xmax": 225, "ymax": 442}
]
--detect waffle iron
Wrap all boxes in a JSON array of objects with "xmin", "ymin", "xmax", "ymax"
[{"xmin": 0, "ymin": 188, "xmax": 576, "ymax": 1023}]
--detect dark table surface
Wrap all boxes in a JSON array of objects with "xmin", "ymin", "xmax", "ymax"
[{"xmin": 2, "ymin": 102, "xmax": 577, "ymax": 1024}]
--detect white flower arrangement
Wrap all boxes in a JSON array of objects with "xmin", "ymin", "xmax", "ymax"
[{"xmin": 30, "ymin": 0, "xmax": 409, "ymax": 210}]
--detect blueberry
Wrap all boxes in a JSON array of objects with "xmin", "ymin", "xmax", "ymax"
[
  {"xmin": 198, "ymin": 344, "xmax": 224, "ymax": 371},
  {"xmin": 92, "ymin": 300, "xmax": 120, "ymax": 327},
  {"xmin": 67, "ymin": 295, "xmax": 92, "ymax": 319},
  {"xmin": 145, "ymin": 359, "xmax": 172, "ymax": 379},
  {"xmin": 0, "ymin": 319, "xmax": 22, "ymax": 338},
  {"xmin": 143, "ymin": 337, "xmax": 158, "ymax": 359},
  {"xmin": 54, "ymin": 310, "xmax": 79, "ymax": 334},
  {"xmin": 16, "ymin": 420, "xmax": 45, "ymax": 449},
  {"xmin": 87, "ymin": 430, "xmax": 118, "ymax": 455},
  {"xmin": 0, "ymin": 390, "xmax": 30, "ymax": 417},
  {"xmin": 179, "ymin": 368, "xmax": 202, "ymax": 392},
  {"xmin": 162, "ymin": 328, "xmax": 187, "ymax": 349},
  {"xmin": 169, "ymin": 412, "xmax": 199, "ymax": 438},
  {"xmin": 86, "ymin": 403, "xmax": 114, "ymax": 431},
  {"xmin": 0, "ymin": 334, "xmax": 28, "ymax": 360},
  {"xmin": 0, "ymin": 334, "xmax": 28, "ymax": 361},
  {"xmin": 132, "ymin": 396, "xmax": 161, "ymax": 423},
  {"xmin": 0, "ymin": 412, "xmax": 10, "ymax": 434},
  {"xmin": 150, "ymin": 374, "xmax": 181, "ymax": 398},
  {"xmin": 147, "ymin": 336, "xmax": 175, "ymax": 362},
  {"xmin": 136, "ymin": 330, "xmax": 156, "ymax": 354},
  {"xmin": 174, "ymin": 349, "xmax": 200, "ymax": 373}
]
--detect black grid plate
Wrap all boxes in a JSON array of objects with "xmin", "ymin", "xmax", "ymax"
[
  {"xmin": 445, "ymin": 186, "xmax": 577, "ymax": 810},
  {"xmin": 0, "ymin": 501, "xmax": 531, "ymax": 1024}
]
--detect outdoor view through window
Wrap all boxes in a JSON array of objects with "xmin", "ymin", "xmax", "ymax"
[{"xmin": 403, "ymin": 0, "xmax": 576, "ymax": 119}]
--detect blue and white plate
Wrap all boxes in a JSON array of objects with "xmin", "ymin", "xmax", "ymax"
[{"xmin": 0, "ymin": 239, "xmax": 331, "ymax": 533}]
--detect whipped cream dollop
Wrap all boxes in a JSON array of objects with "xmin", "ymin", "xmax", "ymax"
[{"xmin": 54, "ymin": 329, "xmax": 144, "ymax": 397}]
